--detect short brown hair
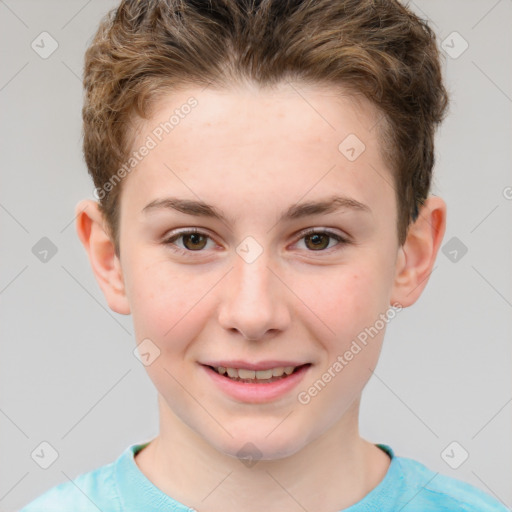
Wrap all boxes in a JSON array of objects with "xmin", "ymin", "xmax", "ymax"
[{"xmin": 82, "ymin": 0, "xmax": 449, "ymax": 255}]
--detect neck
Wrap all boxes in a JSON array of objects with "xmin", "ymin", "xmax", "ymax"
[{"xmin": 135, "ymin": 395, "xmax": 391, "ymax": 512}]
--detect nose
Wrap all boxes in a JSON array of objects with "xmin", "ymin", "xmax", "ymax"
[{"xmin": 217, "ymin": 253, "xmax": 290, "ymax": 341}]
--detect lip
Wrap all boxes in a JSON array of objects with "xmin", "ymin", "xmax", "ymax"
[
  {"xmin": 200, "ymin": 360, "xmax": 309, "ymax": 371},
  {"xmin": 200, "ymin": 362, "xmax": 312, "ymax": 403}
]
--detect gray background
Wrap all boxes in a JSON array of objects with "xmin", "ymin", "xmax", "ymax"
[{"xmin": 1, "ymin": 1, "xmax": 511, "ymax": 510}]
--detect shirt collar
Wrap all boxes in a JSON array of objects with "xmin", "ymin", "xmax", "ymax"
[{"xmin": 114, "ymin": 440, "xmax": 402, "ymax": 511}]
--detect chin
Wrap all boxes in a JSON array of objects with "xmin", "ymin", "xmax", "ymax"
[{"xmin": 209, "ymin": 427, "xmax": 309, "ymax": 463}]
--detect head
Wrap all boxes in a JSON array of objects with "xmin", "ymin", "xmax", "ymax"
[{"xmin": 76, "ymin": 0, "xmax": 448, "ymax": 460}]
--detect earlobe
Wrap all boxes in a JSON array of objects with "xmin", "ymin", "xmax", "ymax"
[
  {"xmin": 74, "ymin": 199, "xmax": 131, "ymax": 315},
  {"xmin": 390, "ymin": 196, "xmax": 447, "ymax": 308}
]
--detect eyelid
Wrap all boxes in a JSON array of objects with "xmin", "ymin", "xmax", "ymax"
[
  {"xmin": 293, "ymin": 227, "xmax": 350, "ymax": 252},
  {"xmin": 297, "ymin": 227, "xmax": 349, "ymax": 242}
]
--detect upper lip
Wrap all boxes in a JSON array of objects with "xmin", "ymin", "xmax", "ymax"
[{"xmin": 201, "ymin": 360, "xmax": 311, "ymax": 371}]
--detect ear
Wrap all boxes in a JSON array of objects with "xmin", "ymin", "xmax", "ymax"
[
  {"xmin": 74, "ymin": 199, "xmax": 130, "ymax": 315},
  {"xmin": 390, "ymin": 196, "xmax": 446, "ymax": 307}
]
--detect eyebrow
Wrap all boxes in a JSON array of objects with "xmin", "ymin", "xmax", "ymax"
[{"xmin": 141, "ymin": 195, "xmax": 371, "ymax": 224}]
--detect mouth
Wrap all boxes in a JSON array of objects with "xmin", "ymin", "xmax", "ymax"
[
  {"xmin": 200, "ymin": 361, "xmax": 312, "ymax": 403},
  {"xmin": 204, "ymin": 363, "xmax": 312, "ymax": 384}
]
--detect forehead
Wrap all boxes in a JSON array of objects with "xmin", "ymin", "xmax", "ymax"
[
  {"xmin": 142, "ymin": 81, "xmax": 382, "ymax": 152},
  {"xmin": 122, "ymin": 82, "xmax": 393, "ymax": 224}
]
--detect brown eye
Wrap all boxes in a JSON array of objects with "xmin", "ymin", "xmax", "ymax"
[
  {"xmin": 182, "ymin": 232, "xmax": 208, "ymax": 251},
  {"xmin": 297, "ymin": 229, "xmax": 348, "ymax": 252},
  {"xmin": 304, "ymin": 232, "xmax": 330, "ymax": 251},
  {"xmin": 163, "ymin": 229, "xmax": 214, "ymax": 254}
]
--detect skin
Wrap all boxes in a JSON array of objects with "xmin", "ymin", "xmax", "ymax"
[{"xmin": 75, "ymin": 82, "xmax": 446, "ymax": 512}]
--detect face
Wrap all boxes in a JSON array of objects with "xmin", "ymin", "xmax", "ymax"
[{"xmin": 116, "ymin": 83, "xmax": 401, "ymax": 460}]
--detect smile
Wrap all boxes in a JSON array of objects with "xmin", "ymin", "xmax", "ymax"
[
  {"xmin": 209, "ymin": 365, "xmax": 308, "ymax": 383},
  {"xmin": 201, "ymin": 363, "xmax": 312, "ymax": 403}
]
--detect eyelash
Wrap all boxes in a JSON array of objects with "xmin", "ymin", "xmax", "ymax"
[{"xmin": 162, "ymin": 228, "xmax": 349, "ymax": 256}]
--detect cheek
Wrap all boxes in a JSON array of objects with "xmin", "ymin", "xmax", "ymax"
[
  {"xmin": 123, "ymin": 253, "xmax": 209, "ymax": 346},
  {"xmin": 295, "ymin": 263, "xmax": 388, "ymax": 337},
  {"xmin": 297, "ymin": 268, "xmax": 389, "ymax": 404}
]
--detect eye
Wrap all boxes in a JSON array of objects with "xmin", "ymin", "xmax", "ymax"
[
  {"xmin": 295, "ymin": 228, "xmax": 349, "ymax": 252},
  {"xmin": 163, "ymin": 228, "xmax": 216, "ymax": 255},
  {"xmin": 162, "ymin": 227, "xmax": 349, "ymax": 256}
]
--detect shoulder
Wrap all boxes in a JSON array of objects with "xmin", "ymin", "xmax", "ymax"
[
  {"xmin": 394, "ymin": 453, "xmax": 508, "ymax": 512},
  {"xmin": 18, "ymin": 458, "xmax": 120, "ymax": 512}
]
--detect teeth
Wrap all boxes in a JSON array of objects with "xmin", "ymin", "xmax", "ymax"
[
  {"xmin": 255, "ymin": 369, "xmax": 273, "ymax": 379},
  {"xmin": 214, "ymin": 365, "xmax": 300, "ymax": 380},
  {"xmin": 272, "ymin": 367, "xmax": 285, "ymax": 377},
  {"xmin": 238, "ymin": 368, "xmax": 256, "ymax": 379},
  {"xmin": 226, "ymin": 367, "xmax": 238, "ymax": 378}
]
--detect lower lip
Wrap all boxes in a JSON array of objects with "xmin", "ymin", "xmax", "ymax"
[{"xmin": 201, "ymin": 364, "xmax": 311, "ymax": 403}]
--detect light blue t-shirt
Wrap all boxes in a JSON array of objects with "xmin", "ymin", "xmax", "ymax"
[{"xmin": 19, "ymin": 441, "xmax": 507, "ymax": 511}]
